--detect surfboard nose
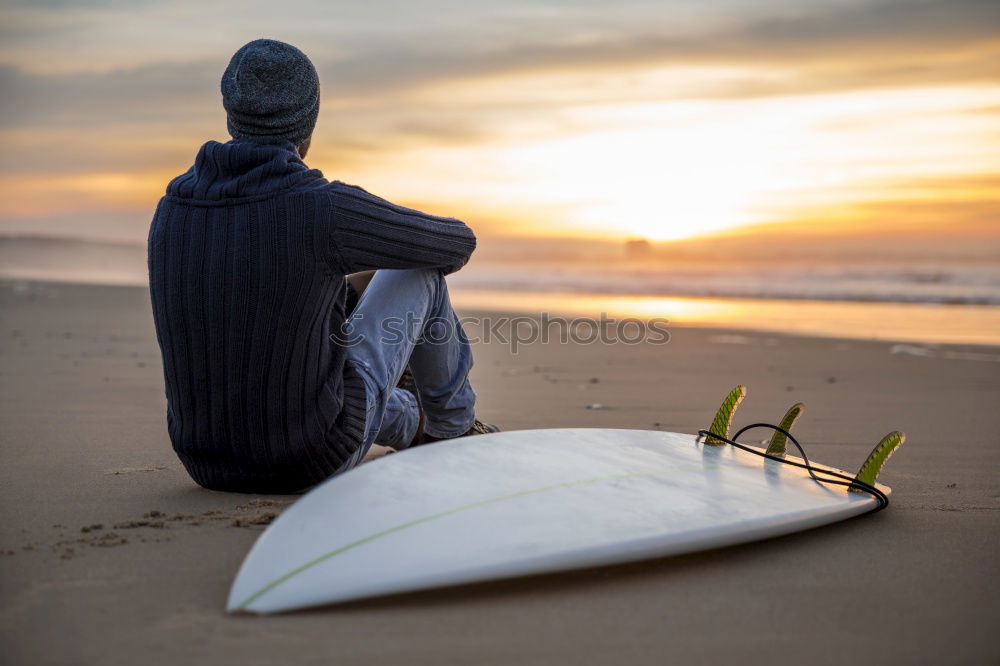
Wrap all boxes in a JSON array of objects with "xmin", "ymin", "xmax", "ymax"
[{"xmin": 226, "ymin": 563, "xmax": 259, "ymax": 613}]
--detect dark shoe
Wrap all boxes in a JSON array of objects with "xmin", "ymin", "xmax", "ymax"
[
  {"xmin": 419, "ymin": 419, "xmax": 500, "ymax": 445},
  {"xmin": 396, "ymin": 366, "xmax": 417, "ymax": 394},
  {"xmin": 465, "ymin": 420, "xmax": 501, "ymax": 436}
]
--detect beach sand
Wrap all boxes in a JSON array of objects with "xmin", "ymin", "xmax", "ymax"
[{"xmin": 1, "ymin": 279, "xmax": 997, "ymax": 665}]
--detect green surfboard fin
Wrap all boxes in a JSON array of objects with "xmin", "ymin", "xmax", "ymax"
[
  {"xmin": 765, "ymin": 403, "xmax": 804, "ymax": 456},
  {"xmin": 705, "ymin": 385, "xmax": 746, "ymax": 445},
  {"xmin": 853, "ymin": 431, "xmax": 905, "ymax": 489}
]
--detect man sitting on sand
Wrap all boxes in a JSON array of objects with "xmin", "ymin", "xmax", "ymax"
[{"xmin": 148, "ymin": 38, "xmax": 498, "ymax": 493}]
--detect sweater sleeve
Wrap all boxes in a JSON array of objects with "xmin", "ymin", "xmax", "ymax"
[{"xmin": 324, "ymin": 181, "xmax": 477, "ymax": 275}]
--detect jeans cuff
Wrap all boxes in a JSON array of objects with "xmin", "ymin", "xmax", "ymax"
[{"xmin": 422, "ymin": 414, "xmax": 475, "ymax": 439}]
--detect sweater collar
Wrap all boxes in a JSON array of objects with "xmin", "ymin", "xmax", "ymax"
[{"xmin": 165, "ymin": 138, "xmax": 323, "ymax": 202}]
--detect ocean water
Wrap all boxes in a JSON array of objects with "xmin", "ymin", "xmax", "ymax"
[
  {"xmin": 448, "ymin": 261, "xmax": 1000, "ymax": 305},
  {"xmin": 2, "ymin": 234, "xmax": 999, "ymax": 346}
]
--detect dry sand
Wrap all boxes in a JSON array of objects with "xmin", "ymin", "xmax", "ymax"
[{"xmin": 1, "ymin": 279, "xmax": 998, "ymax": 665}]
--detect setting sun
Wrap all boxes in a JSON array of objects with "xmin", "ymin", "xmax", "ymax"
[{"xmin": 317, "ymin": 83, "xmax": 1000, "ymax": 242}]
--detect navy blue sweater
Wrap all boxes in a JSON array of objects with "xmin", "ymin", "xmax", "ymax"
[{"xmin": 148, "ymin": 138, "xmax": 476, "ymax": 493}]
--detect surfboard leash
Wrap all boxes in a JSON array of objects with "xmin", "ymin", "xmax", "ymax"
[{"xmin": 697, "ymin": 424, "xmax": 890, "ymax": 513}]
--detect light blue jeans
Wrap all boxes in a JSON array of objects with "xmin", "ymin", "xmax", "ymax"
[{"xmin": 337, "ymin": 268, "xmax": 476, "ymax": 473}]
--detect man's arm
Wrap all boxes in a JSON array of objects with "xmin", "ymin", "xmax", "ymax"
[{"xmin": 325, "ymin": 181, "xmax": 477, "ymax": 275}]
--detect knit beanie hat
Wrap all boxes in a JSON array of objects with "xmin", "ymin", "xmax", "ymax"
[{"xmin": 221, "ymin": 39, "xmax": 320, "ymax": 146}]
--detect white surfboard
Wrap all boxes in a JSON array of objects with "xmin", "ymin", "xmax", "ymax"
[{"xmin": 227, "ymin": 428, "xmax": 892, "ymax": 614}]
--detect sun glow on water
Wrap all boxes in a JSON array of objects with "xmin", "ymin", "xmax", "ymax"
[{"xmin": 451, "ymin": 290, "xmax": 1000, "ymax": 346}]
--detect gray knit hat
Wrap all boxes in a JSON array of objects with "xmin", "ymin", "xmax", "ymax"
[{"xmin": 221, "ymin": 39, "xmax": 320, "ymax": 146}]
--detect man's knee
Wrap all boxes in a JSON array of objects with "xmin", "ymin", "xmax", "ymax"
[
  {"xmin": 406, "ymin": 268, "xmax": 450, "ymax": 312},
  {"xmin": 378, "ymin": 267, "xmax": 441, "ymax": 297}
]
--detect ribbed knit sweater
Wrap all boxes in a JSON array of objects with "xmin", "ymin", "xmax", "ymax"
[{"xmin": 148, "ymin": 138, "xmax": 476, "ymax": 493}]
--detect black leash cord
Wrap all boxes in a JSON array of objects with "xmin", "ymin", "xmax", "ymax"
[{"xmin": 696, "ymin": 423, "xmax": 889, "ymax": 513}]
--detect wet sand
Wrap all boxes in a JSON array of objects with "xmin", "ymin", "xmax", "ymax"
[{"xmin": 1, "ymin": 279, "xmax": 997, "ymax": 665}]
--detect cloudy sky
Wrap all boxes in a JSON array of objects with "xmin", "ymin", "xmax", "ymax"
[{"xmin": 1, "ymin": 0, "xmax": 998, "ymax": 243}]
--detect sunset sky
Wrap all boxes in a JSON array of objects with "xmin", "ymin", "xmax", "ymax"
[{"xmin": 1, "ymin": 0, "xmax": 998, "ymax": 244}]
